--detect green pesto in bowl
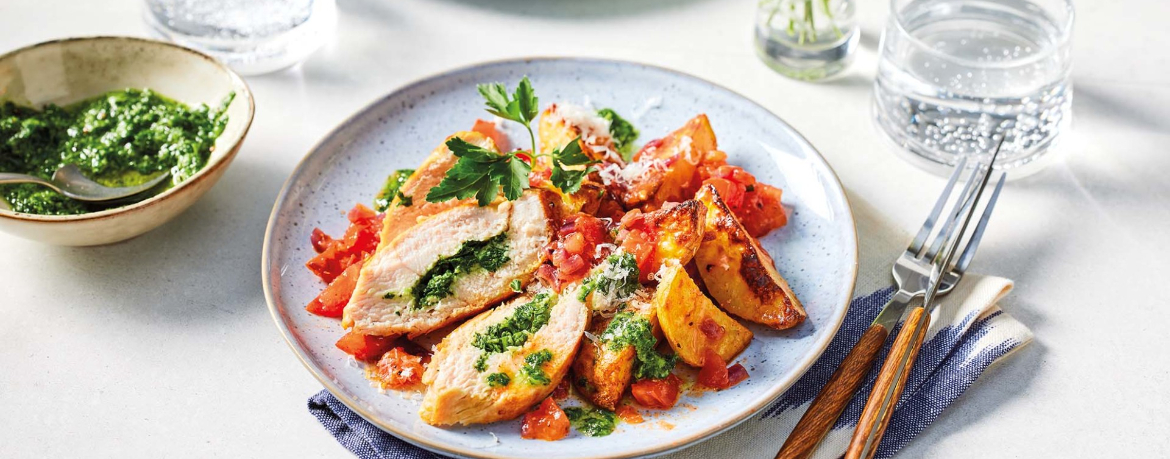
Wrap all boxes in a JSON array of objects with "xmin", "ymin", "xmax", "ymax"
[{"xmin": 0, "ymin": 88, "xmax": 232, "ymax": 215}]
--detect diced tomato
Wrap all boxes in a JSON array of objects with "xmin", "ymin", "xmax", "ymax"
[
  {"xmin": 698, "ymin": 350, "xmax": 749, "ymax": 390},
  {"xmin": 334, "ymin": 331, "xmax": 398, "ymax": 362},
  {"xmin": 307, "ymin": 263, "xmax": 363, "ymax": 318},
  {"xmin": 616, "ymin": 404, "xmax": 644, "ymax": 424},
  {"xmin": 727, "ymin": 363, "xmax": 750, "ymax": 387},
  {"xmin": 471, "ymin": 119, "xmax": 511, "ymax": 152},
  {"xmin": 521, "ymin": 398, "xmax": 570, "ymax": 441},
  {"xmin": 739, "ymin": 183, "xmax": 787, "ymax": 238},
  {"xmin": 373, "ymin": 347, "xmax": 425, "ymax": 389},
  {"xmin": 695, "ymin": 151, "xmax": 787, "ymax": 238},
  {"xmin": 699, "ymin": 317, "xmax": 725, "ymax": 341},
  {"xmin": 698, "ymin": 349, "xmax": 730, "ymax": 389},
  {"xmin": 617, "ymin": 210, "xmax": 661, "ymax": 282},
  {"xmin": 529, "ymin": 167, "xmax": 552, "ymax": 188},
  {"xmin": 541, "ymin": 213, "xmax": 613, "ymax": 290},
  {"xmin": 310, "ymin": 228, "xmax": 333, "ymax": 253},
  {"xmin": 630, "ymin": 374, "xmax": 682, "ymax": 409}
]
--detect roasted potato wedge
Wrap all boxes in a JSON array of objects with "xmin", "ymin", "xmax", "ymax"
[
  {"xmin": 379, "ymin": 131, "xmax": 501, "ymax": 242},
  {"xmin": 572, "ymin": 291, "xmax": 656, "ymax": 410},
  {"xmin": 619, "ymin": 114, "xmax": 717, "ymax": 211},
  {"xmin": 654, "ymin": 262, "xmax": 752, "ymax": 366},
  {"xmin": 537, "ymin": 103, "xmax": 622, "ymax": 163},
  {"xmin": 693, "ymin": 184, "xmax": 806, "ymax": 330},
  {"xmin": 618, "ymin": 200, "xmax": 707, "ymax": 281}
]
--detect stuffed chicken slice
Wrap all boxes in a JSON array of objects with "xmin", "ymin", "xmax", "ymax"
[
  {"xmin": 420, "ymin": 290, "xmax": 590, "ymax": 426},
  {"xmin": 343, "ymin": 190, "xmax": 556, "ymax": 336}
]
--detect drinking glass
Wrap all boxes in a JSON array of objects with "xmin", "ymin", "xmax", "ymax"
[
  {"xmin": 872, "ymin": 0, "xmax": 1074, "ymax": 175},
  {"xmin": 144, "ymin": 0, "xmax": 337, "ymax": 76},
  {"xmin": 755, "ymin": 0, "xmax": 860, "ymax": 81}
]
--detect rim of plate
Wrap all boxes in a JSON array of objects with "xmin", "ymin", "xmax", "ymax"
[
  {"xmin": 0, "ymin": 35, "xmax": 255, "ymax": 222},
  {"xmin": 262, "ymin": 56, "xmax": 858, "ymax": 459}
]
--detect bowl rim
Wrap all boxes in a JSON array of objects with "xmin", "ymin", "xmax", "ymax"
[
  {"xmin": 0, "ymin": 35, "xmax": 256, "ymax": 222},
  {"xmin": 261, "ymin": 56, "xmax": 859, "ymax": 459}
]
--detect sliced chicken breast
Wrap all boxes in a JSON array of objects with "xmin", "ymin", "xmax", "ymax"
[
  {"xmin": 379, "ymin": 131, "xmax": 501, "ymax": 243},
  {"xmin": 420, "ymin": 289, "xmax": 590, "ymax": 426},
  {"xmin": 343, "ymin": 190, "xmax": 556, "ymax": 337}
]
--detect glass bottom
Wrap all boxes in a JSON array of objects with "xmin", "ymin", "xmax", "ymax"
[
  {"xmin": 143, "ymin": 0, "xmax": 337, "ymax": 75},
  {"xmin": 754, "ymin": 28, "xmax": 858, "ymax": 82},
  {"xmin": 871, "ymin": 93, "xmax": 1065, "ymax": 179}
]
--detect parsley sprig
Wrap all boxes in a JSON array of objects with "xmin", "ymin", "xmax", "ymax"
[{"xmin": 426, "ymin": 77, "xmax": 599, "ymax": 206}]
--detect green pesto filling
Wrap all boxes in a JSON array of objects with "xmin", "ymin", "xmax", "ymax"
[
  {"xmin": 519, "ymin": 349, "xmax": 553, "ymax": 385},
  {"xmin": 564, "ymin": 407, "xmax": 618, "ymax": 437},
  {"xmin": 472, "ymin": 293, "xmax": 555, "ymax": 372},
  {"xmin": 485, "ymin": 372, "xmax": 510, "ymax": 387},
  {"xmin": 411, "ymin": 233, "xmax": 510, "ymax": 309},
  {"xmin": 597, "ymin": 108, "xmax": 639, "ymax": 160},
  {"xmin": 373, "ymin": 169, "xmax": 415, "ymax": 212},
  {"xmin": 577, "ymin": 252, "xmax": 640, "ymax": 302},
  {"xmin": 601, "ymin": 312, "xmax": 676, "ymax": 380},
  {"xmin": 0, "ymin": 89, "xmax": 233, "ymax": 215}
]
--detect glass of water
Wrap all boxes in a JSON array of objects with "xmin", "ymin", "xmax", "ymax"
[
  {"xmin": 872, "ymin": 0, "xmax": 1074, "ymax": 175},
  {"xmin": 144, "ymin": 0, "xmax": 337, "ymax": 76}
]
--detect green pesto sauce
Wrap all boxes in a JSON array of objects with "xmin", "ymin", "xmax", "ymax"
[
  {"xmin": 578, "ymin": 251, "xmax": 640, "ymax": 302},
  {"xmin": 0, "ymin": 89, "xmax": 233, "ymax": 215},
  {"xmin": 412, "ymin": 233, "xmax": 510, "ymax": 309},
  {"xmin": 519, "ymin": 349, "xmax": 553, "ymax": 385},
  {"xmin": 564, "ymin": 407, "xmax": 618, "ymax": 437},
  {"xmin": 597, "ymin": 108, "xmax": 638, "ymax": 161},
  {"xmin": 485, "ymin": 372, "xmax": 511, "ymax": 387},
  {"xmin": 374, "ymin": 168, "xmax": 415, "ymax": 212},
  {"xmin": 602, "ymin": 312, "xmax": 677, "ymax": 380},
  {"xmin": 472, "ymin": 293, "xmax": 555, "ymax": 372}
]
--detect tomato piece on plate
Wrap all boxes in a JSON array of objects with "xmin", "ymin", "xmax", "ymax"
[
  {"xmin": 727, "ymin": 363, "xmax": 750, "ymax": 387},
  {"xmin": 373, "ymin": 347, "xmax": 425, "ymax": 389},
  {"xmin": 306, "ymin": 204, "xmax": 383, "ymax": 283},
  {"xmin": 521, "ymin": 398, "xmax": 570, "ymax": 441},
  {"xmin": 471, "ymin": 119, "xmax": 511, "ymax": 152},
  {"xmin": 334, "ymin": 331, "xmax": 398, "ymax": 362},
  {"xmin": 310, "ymin": 228, "xmax": 333, "ymax": 254},
  {"xmin": 630, "ymin": 374, "xmax": 682, "ymax": 409},
  {"xmin": 307, "ymin": 262, "xmax": 362, "ymax": 318},
  {"xmin": 698, "ymin": 349, "xmax": 731, "ymax": 389},
  {"xmin": 739, "ymin": 183, "xmax": 787, "ymax": 238},
  {"xmin": 615, "ymin": 404, "xmax": 644, "ymax": 424}
]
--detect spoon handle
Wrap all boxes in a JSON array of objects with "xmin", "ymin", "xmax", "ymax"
[{"xmin": 0, "ymin": 172, "xmax": 59, "ymax": 190}]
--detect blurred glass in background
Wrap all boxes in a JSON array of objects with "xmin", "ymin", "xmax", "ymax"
[
  {"xmin": 144, "ymin": 0, "xmax": 337, "ymax": 75},
  {"xmin": 873, "ymin": 0, "xmax": 1074, "ymax": 176},
  {"xmin": 754, "ymin": 0, "xmax": 859, "ymax": 81}
]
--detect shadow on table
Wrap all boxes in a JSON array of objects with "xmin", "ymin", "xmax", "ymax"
[{"xmin": 40, "ymin": 154, "xmax": 288, "ymax": 325}]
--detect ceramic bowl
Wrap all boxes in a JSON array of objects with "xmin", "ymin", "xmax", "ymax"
[{"xmin": 0, "ymin": 36, "xmax": 254, "ymax": 246}]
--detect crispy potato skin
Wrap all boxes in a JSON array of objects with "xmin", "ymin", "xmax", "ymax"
[
  {"xmin": 651, "ymin": 200, "xmax": 707, "ymax": 266},
  {"xmin": 571, "ymin": 295, "xmax": 656, "ymax": 410},
  {"xmin": 693, "ymin": 184, "xmax": 807, "ymax": 330},
  {"xmin": 379, "ymin": 131, "xmax": 500, "ymax": 242},
  {"xmin": 619, "ymin": 114, "xmax": 717, "ymax": 211},
  {"xmin": 654, "ymin": 263, "xmax": 752, "ymax": 366},
  {"xmin": 572, "ymin": 316, "xmax": 635, "ymax": 410}
]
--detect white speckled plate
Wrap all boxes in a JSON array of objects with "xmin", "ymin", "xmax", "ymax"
[{"xmin": 263, "ymin": 58, "xmax": 857, "ymax": 459}]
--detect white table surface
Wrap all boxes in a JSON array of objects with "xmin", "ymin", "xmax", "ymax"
[{"xmin": 2, "ymin": 0, "xmax": 1168, "ymax": 457}]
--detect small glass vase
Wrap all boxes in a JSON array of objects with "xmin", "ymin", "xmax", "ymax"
[{"xmin": 754, "ymin": 0, "xmax": 859, "ymax": 81}]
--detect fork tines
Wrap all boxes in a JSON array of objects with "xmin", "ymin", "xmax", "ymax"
[{"xmin": 921, "ymin": 140, "xmax": 1007, "ymax": 293}]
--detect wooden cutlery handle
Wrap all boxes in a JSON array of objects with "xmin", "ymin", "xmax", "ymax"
[
  {"xmin": 845, "ymin": 307, "xmax": 930, "ymax": 459},
  {"xmin": 776, "ymin": 323, "xmax": 890, "ymax": 459}
]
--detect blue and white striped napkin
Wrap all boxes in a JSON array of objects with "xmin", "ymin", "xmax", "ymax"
[{"xmin": 307, "ymin": 272, "xmax": 1032, "ymax": 459}]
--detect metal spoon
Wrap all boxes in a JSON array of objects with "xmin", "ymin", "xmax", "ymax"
[{"xmin": 0, "ymin": 164, "xmax": 170, "ymax": 202}]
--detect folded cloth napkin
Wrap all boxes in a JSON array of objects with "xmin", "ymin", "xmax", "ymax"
[{"xmin": 308, "ymin": 273, "xmax": 1032, "ymax": 459}]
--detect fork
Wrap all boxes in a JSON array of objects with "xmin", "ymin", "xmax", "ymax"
[
  {"xmin": 776, "ymin": 152, "xmax": 1003, "ymax": 459},
  {"xmin": 844, "ymin": 145, "xmax": 1007, "ymax": 459}
]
